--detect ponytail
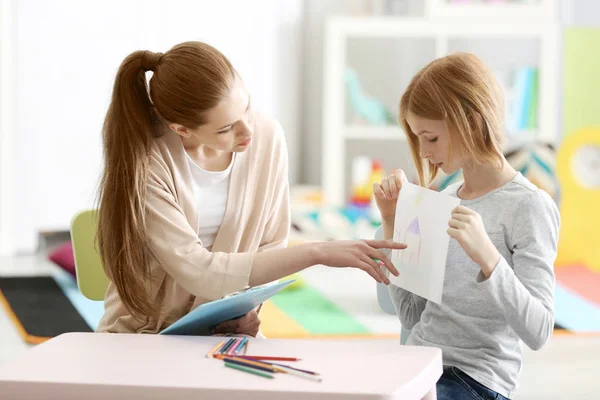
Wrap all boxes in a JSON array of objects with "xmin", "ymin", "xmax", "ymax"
[{"xmin": 97, "ymin": 50, "xmax": 163, "ymax": 321}]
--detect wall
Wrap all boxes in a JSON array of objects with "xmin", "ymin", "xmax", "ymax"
[
  {"xmin": 562, "ymin": 1, "xmax": 600, "ymax": 138},
  {"xmin": 563, "ymin": 0, "xmax": 600, "ymax": 27},
  {"xmin": 0, "ymin": 0, "xmax": 16, "ymax": 255},
  {"xmin": 302, "ymin": 0, "xmax": 362, "ymax": 186},
  {"xmin": 0, "ymin": 0, "xmax": 303, "ymax": 255}
]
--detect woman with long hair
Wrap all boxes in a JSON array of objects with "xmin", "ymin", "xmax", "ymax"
[{"xmin": 97, "ymin": 41, "xmax": 405, "ymax": 335}]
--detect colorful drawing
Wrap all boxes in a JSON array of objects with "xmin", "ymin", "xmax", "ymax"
[
  {"xmin": 390, "ymin": 183, "xmax": 460, "ymax": 304},
  {"xmin": 398, "ymin": 216, "xmax": 422, "ymax": 266}
]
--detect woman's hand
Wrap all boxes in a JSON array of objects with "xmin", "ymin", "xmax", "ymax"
[
  {"xmin": 315, "ymin": 240, "xmax": 406, "ymax": 285},
  {"xmin": 373, "ymin": 169, "xmax": 407, "ymax": 222},
  {"xmin": 211, "ymin": 309, "xmax": 260, "ymax": 337},
  {"xmin": 447, "ymin": 206, "xmax": 501, "ymax": 278}
]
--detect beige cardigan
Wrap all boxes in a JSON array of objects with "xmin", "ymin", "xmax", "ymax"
[{"xmin": 97, "ymin": 113, "xmax": 290, "ymax": 333}]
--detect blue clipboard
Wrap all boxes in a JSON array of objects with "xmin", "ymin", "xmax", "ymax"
[{"xmin": 160, "ymin": 279, "xmax": 295, "ymax": 336}]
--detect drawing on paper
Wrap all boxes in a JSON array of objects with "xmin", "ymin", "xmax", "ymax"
[
  {"xmin": 395, "ymin": 215, "xmax": 422, "ymax": 266},
  {"xmin": 402, "ymin": 216, "xmax": 422, "ymax": 265},
  {"xmin": 390, "ymin": 182, "xmax": 461, "ymax": 305}
]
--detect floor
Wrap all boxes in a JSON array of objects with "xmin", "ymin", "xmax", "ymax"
[{"xmin": 0, "ymin": 254, "xmax": 599, "ymax": 399}]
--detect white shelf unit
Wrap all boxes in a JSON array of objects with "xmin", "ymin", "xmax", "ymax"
[
  {"xmin": 321, "ymin": 16, "xmax": 559, "ymax": 207},
  {"xmin": 427, "ymin": 0, "xmax": 557, "ymax": 20}
]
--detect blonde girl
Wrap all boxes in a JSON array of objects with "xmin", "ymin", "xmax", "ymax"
[{"xmin": 374, "ymin": 53, "xmax": 559, "ymax": 399}]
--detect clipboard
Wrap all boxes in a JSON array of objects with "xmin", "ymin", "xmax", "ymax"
[{"xmin": 160, "ymin": 279, "xmax": 294, "ymax": 336}]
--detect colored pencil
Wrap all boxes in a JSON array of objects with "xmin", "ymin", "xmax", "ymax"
[
  {"xmin": 242, "ymin": 358, "xmax": 320, "ymax": 376},
  {"xmin": 227, "ymin": 338, "xmax": 243, "ymax": 356},
  {"xmin": 206, "ymin": 340, "xmax": 226, "ymax": 358},
  {"xmin": 221, "ymin": 358, "xmax": 275, "ymax": 373},
  {"xmin": 224, "ymin": 362, "xmax": 274, "ymax": 379},
  {"xmin": 228, "ymin": 357, "xmax": 320, "ymax": 382},
  {"xmin": 276, "ymin": 364, "xmax": 322, "ymax": 382},
  {"xmin": 219, "ymin": 356, "xmax": 278, "ymax": 372},
  {"xmin": 268, "ymin": 361, "xmax": 320, "ymax": 376},
  {"xmin": 220, "ymin": 356, "xmax": 322, "ymax": 382},
  {"xmin": 224, "ymin": 356, "xmax": 319, "ymax": 378},
  {"xmin": 218, "ymin": 338, "xmax": 236, "ymax": 354},
  {"xmin": 234, "ymin": 337, "xmax": 248, "ymax": 355},
  {"xmin": 236, "ymin": 355, "xmax": 301, "ymax": 362}
]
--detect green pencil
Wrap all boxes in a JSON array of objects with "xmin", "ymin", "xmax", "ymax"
[{"xmin": 225, "ymin": 362, "xmax": 275, "ymax": 379}]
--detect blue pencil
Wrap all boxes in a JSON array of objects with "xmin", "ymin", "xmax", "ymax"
[
  {"xmin": 234, "ymin": 337, "xmax": 248, "ymax": 355},
  {"xmin": 218, "ymin": 338, "xmax": 236, "ymax": 354}
]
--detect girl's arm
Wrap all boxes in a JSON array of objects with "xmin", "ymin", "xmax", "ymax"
[{"xmin": 478, "ymin": 190, "xmax": 559, "ymax": 350}]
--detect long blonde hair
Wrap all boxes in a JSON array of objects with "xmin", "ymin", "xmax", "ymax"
[
  {"xmin": 97, "ymin": 42, "xmax": 235, "ymax": 321},
  {"xmin": 399, "ymin": 52, "xmax": 505, "ymax": 187}
]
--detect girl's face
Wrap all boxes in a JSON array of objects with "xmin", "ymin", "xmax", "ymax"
[
  {"xmin": 170, "ymin": 75, "xmax": 255, "ymax": 153},
  {"xmin": 405, "ymin": 110, "xmax": 466, "ymax": 175}
]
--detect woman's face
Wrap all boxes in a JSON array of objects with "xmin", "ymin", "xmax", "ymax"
[
  {"xmin": 171, "ymin": 75, "xmax": 255, "ymax": 153},
  {"xmin": 405, "ymin": 110, "xmax": 466, "ymax": 175}
]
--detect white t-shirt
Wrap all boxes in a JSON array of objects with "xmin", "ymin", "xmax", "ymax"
[{"xmin": 185, "ymin": 152, "xmax": 235, "ymax": 249}]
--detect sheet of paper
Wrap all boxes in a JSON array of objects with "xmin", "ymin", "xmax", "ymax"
[{"xmin": 389, "ymin": 182, "xmax": 461, "ymax": 304}]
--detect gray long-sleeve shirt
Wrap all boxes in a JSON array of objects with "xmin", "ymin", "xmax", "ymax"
[{"xmin": 387, "ymin": 173, "xmax": 560, "ymax": 398}]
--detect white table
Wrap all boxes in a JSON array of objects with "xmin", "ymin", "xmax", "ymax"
[{"xmin": 0, "ymin": 332, "xmax": 442, "ymax": 399}]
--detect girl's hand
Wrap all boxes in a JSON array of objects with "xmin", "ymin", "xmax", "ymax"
[
  {"xmin": 447, "ymin": 206, "xmax": 501, "ymax": 278},
  {"xmin": 211, "ymin": 309, "xmax": 261, "ymax": 337},
  {"xmin": 373, "ymin": 169, "xmax": 407, "ymax": 222},
  {"xmin": 316, "ymin": 240, "xmax": 406, "ymax": 285}
]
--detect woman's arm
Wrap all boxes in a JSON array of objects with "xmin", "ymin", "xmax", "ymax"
[
  {"xmin": 250, "ymin": 240, "xmax": 403, "ymax": 287},
  {"xmin": 146, "ymin": 160, "xmax": 404, "ymax": 301}
]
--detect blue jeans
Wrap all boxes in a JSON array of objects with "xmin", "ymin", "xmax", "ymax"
[{"xmin": 437, "ymin": 367, "xmax": 509, "ymax": 400}]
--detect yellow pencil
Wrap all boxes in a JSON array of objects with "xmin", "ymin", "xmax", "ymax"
[{"xmin": 206, "ymin": 340, "xmax": 226, "ymax": 358}]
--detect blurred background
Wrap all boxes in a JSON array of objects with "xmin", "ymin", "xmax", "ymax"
[{"xmin": 1, "ymin": 1, "xmax": 599, "ymax": 398}]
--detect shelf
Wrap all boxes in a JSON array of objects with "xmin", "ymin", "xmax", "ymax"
[
  {"xmin": 328, "ymin": 16, "xmax": 556, "ymax": 38},
  {"xmin": 344, "ymin": 126, "xmax": 406, "ymax": 140},
  {"xmin": 427, "ymin": 1, "xmax": 555, "ymax": 20},
  {"xmin": 344, "ymin": 126, "xmax": 538, "ymax": 149}
]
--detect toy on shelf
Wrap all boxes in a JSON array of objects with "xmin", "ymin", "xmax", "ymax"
[
  {"xmin": 345, "ymin": 68, "xmax": 395, "ymax": 126},
  {"xmin": 349, "ymin": 157, "xmax": 384, "ymax": 208}
]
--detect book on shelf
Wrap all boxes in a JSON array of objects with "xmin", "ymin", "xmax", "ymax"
[{"xmin": 507, "ymin": 66, "xmax": 538, "ymax": 136}]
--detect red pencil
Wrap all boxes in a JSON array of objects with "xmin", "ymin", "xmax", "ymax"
[{"xmin": 236, "ymin": 355, "xmax": 301, "ymax": 362}]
